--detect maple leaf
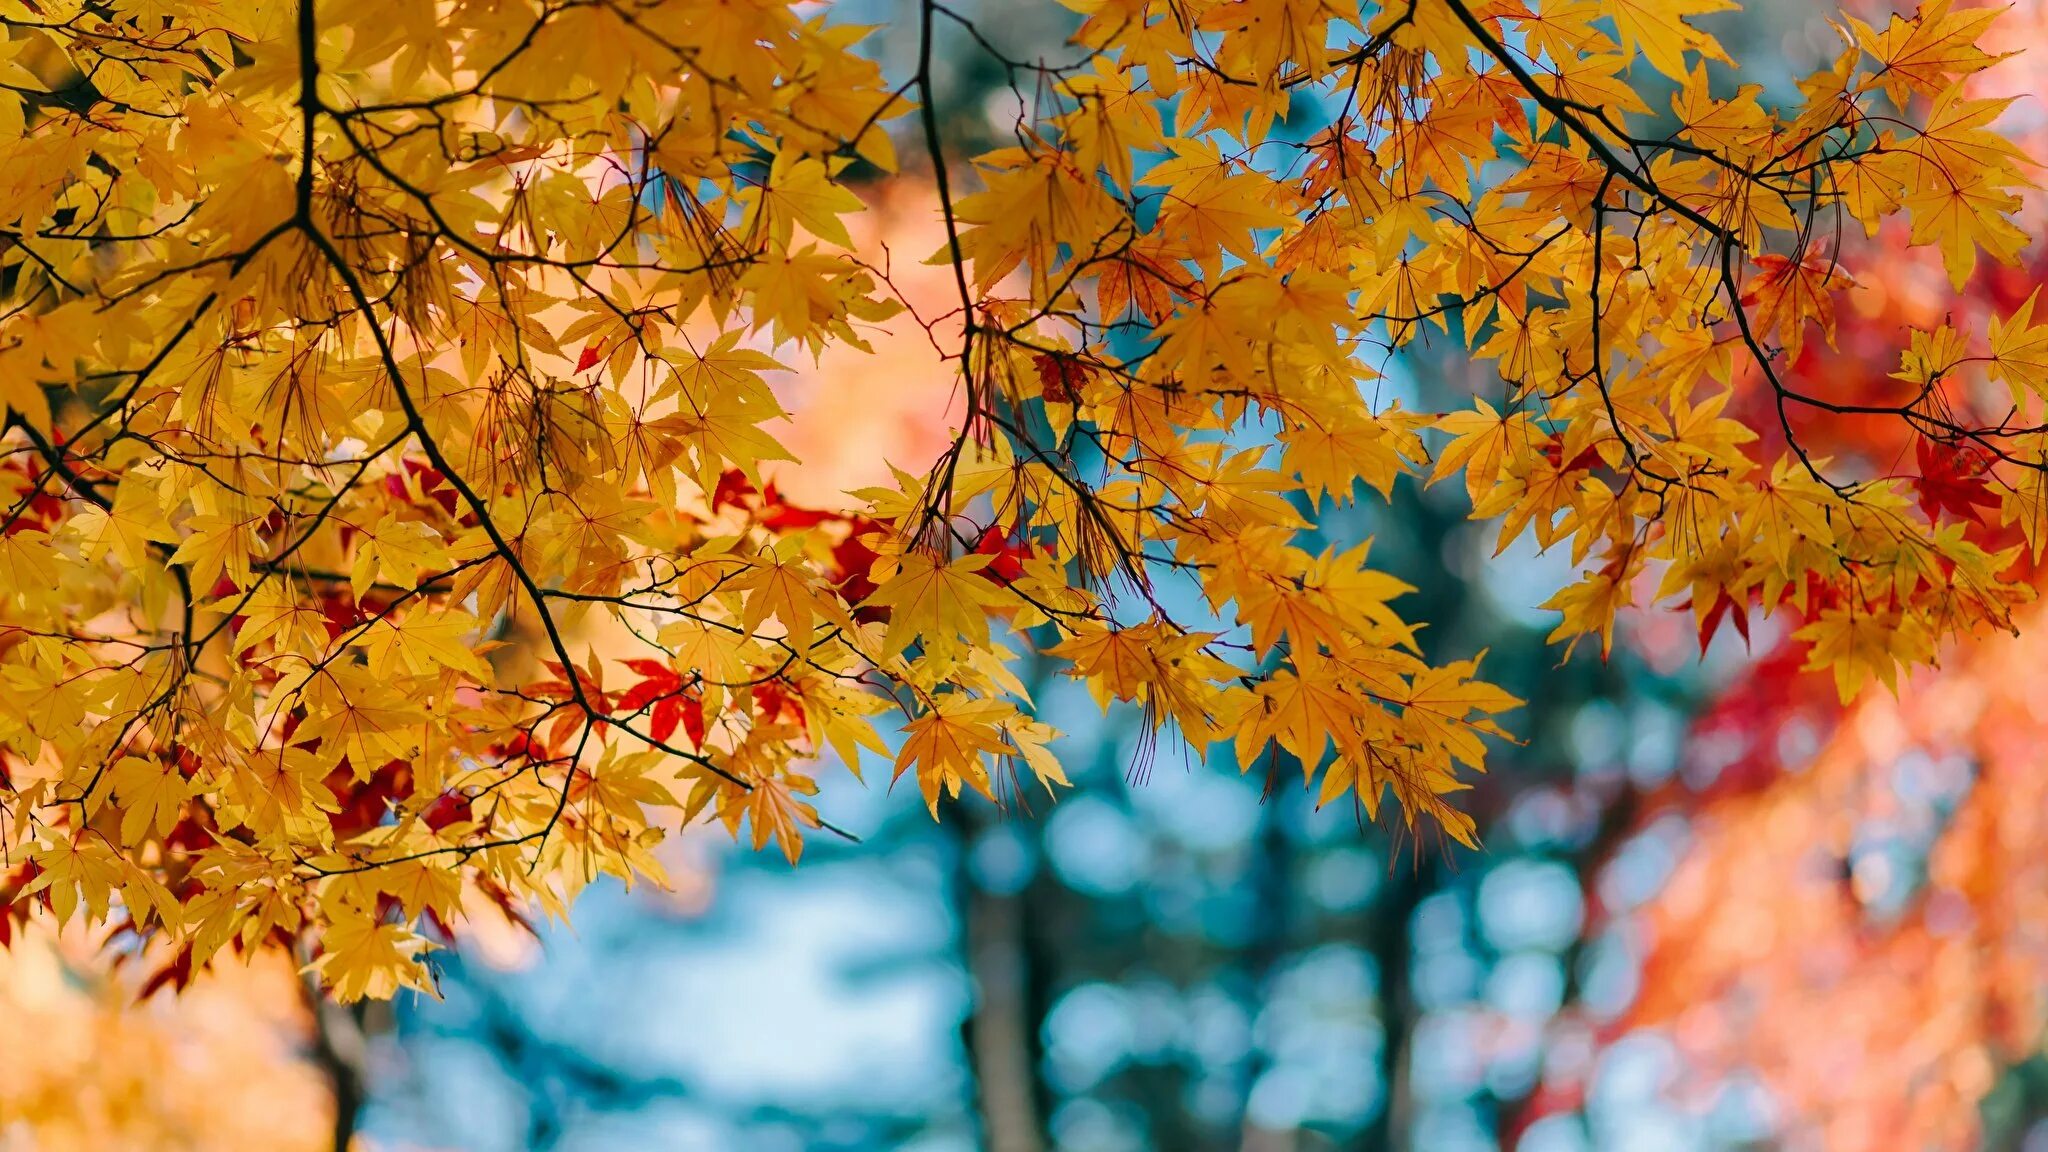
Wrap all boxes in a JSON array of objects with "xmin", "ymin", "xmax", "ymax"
[
  {"xmin": 72, "ymin": 471, "xmax": 176, "ymax": 574},
  {"xmin": 1740, "ymin": 248, "xmax": 1852, "ymax": 361},
  {"xmin": 1913, "ymin": 435, "xmax": 1998, "ymax": 524},
  {"xmin": 1542, "ymin": 561, "xmax": 1633, "ymax": 661},
  {"xmin": 1397, "ymin": 655, "xmax": 1521, "ymax": 771},
  {"xmin": 1988, "ymin": 288, "xmax": 2048, "ymax": 401},
  {"xmin": 306, "ymin": 916, "xmax": 437, "ymax": 1004},
  {"xmin": 1602, "ymin": 0, "xmax": 1736, "ymax": 82},
  {"xmin": 731, "ymin": 536, "xmax": 839, "ymax": 654},
  {"xmin": 1692, "ymin": 587, "xmax": 1753, "ymax": 653},
  {"xmin": 861, "ymin": 552, "xmax": 1017, "ymax": 659},
  {"xmin": 893, "ymin": 695, "xmax": 1014, "ymax": 817},
  {"xmin": 1048, "ymin": 621, "xmax": 1166, "ymax": 704},
  {"xmin": 1143, "ymin": 138, "xmax": 1295, "ymax": 267},
  {"xmin": 741, "ymin": 773, "xmax": 822, "ymax": 865},
  {"xmin": 111, "ymin": 756, "xmax": 193, "ymax": 847},
  {"xmin": 741, "ymin": 154, "xmax": 868, "ymax": 249},
  {"xmin": 349, "ymin": 517, "xmax": 448, "ymax": 600},
  {"xmin": 1236, "ymin": 659, "xmax": 1373, "ymax": 773},
  {"xmin": 1430, "ymin": 399, "xmax": 1535, "ymax": 506},
  {"xmin": 1279, "ymin": 404, "xmax": 1431, "ymax": 502},
  {"xmin": 1896, "ymin": 87, "xmax": 2033, "ymax": 289},
  {"xmin": 0, "ymin": 531, "xmax": 60, "ymax": 611},
  {"xmin": 169, "ymin": 512, "xmax": 262, "ymax": 593},
  {"xmin": 1853, "ymin": 0, "xmax": 2009, "ymax": 106},
  {"xmin": 361, "ymin": 608, "xmax": 492, "ymax": 681},
  {"xmin": 1795, "ymin": 604, "xmax": 1934, "ymax": 702},
  {"xmin": 19, "ymin": 836, "xmax": 124, "ymax": 928},
  {"xmin": 1001, "ymin": 713, "xmax": 1071, "ymax": 796},
  {"xmin": 1998, "ymin": 434, "xmax": 2048, "ymax": 561}
]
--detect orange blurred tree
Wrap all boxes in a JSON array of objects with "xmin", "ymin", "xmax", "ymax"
[
  {"xmin": 0, "ymin": 922, "xmax": 344, "ymax": 1152},
  {"xmin": 0, "ymin": 0, "xmax": 2042, "ymax": 1004}
]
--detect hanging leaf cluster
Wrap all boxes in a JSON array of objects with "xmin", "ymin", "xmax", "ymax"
[{"xmin": 0, "ymin": 0, "xmax": 2038, "ymax": 998}]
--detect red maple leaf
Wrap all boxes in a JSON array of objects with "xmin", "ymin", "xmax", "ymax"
[
  {"xmin": 1692, "ymin": 588, "xmax": 1753, "ymax": 653},
  {"xmin": 973, "ymin": 523, "xmax": 1034, "ymax": 586},
  {"xmin": 1912, "ymin": 435, "xmax": 1998, "ymax": 524},
  {"xmin": 1032, "ymin": 352, "xmax": 1089, "ymax": 404}
]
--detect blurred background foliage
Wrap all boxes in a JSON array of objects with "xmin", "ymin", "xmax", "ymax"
[{"xmin": 13, "ymin": 1, "xmax": 2048, "ymax": 1151}]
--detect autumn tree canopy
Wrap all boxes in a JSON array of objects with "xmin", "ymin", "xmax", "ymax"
[{"xmin": 0, "ymin": 0, "xmax": 2039, "ymax": 1002}]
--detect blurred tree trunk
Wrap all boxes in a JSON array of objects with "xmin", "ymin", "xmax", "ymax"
[
  {"xmin": 1363, "ymin": 855, "xmax": 1430, "ymax": 1152},
  {"xmin": 1238, "ymin": 787, "xmax": 1294, "ymax": 1151},
  {"xmin": 303, "ymin": 976, "xmax": 372, "ymax": 1152},
  {"xmin": 955, "ymin": 806, "xmax": 1048, "ymax": 1152}
]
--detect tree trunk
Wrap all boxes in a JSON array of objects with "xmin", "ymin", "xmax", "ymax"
[
  {"xmin": 955, "ymin": 810, "xmax": 1048, "ymax": 1152},
  {"xmin": 304, "ymin": 977, "xmax": 371, "ymax": 1152},
  {"xmin": 1239, "ymin": 790, "xmax": 1294, "ymax": 1151},
  {"xmin": 1363, "ymin": 855, "xmax": 1429, "ymax": 1152}
]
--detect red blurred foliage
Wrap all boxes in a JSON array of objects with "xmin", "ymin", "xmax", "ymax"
[
  {"xmin": 1619, "ymin": 619, "xmax": 2048, "ymax": 1151},
  {"xmin": 1518, "ymin": 22, "xmax": 2048, "ymax": 1144}
]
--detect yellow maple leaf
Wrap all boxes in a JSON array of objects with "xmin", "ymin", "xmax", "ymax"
[
  {"xmin": 1602, "ymin": 0, "xmax": 1736, "ymax": 82},
  {"xmin": 893, "ymin": 694, "xmax": 1015, "ymax": 817},
  {"xmin": 862, "ymin": 552, "xmax": 1017, "ymax": 659}
]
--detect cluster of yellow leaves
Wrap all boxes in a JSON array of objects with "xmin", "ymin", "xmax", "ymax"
[{"xmin": 0, "ymin": 0, "xmax": 2040, "ymax": 1002}]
